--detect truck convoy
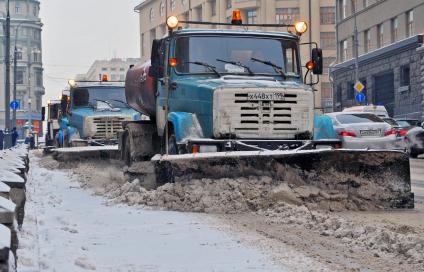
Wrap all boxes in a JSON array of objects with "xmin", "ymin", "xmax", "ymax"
[
  {"xmin": 115, "ymin": 10, "xmax": 413, "ymax": 209},
  {"xmin": 50, "ymin": 78, "xmax": 141, "ymax": 147}
]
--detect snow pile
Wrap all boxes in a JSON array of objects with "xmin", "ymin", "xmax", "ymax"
[
  {"xmin": 259, "ymin": 203, "xmax": 424, "ymax": 265},
  {"xmin": 105, "ymin": 177, "xmax": 275, "ymax": 213}
]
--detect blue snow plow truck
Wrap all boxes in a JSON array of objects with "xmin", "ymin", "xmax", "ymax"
[
  {"xmin": 117, "ymin": 12, "xmax": 413, "ymax": 208},
  {"xmin": 53, "ymin": 78, "xmax": 141, "ymax": 147}
]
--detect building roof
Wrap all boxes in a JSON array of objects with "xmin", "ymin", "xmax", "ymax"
[{"xmin": 134, "ymin": 0, "xmax": 153, "ymax": 11}]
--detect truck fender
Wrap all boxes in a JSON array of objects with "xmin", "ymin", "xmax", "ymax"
[
  {"xmin": 313, "ymin": 114, "xmax": 337, "ymax": 140},
  {"xmin": 168, "ymin": 112, "xmax": 204, "ymax": 143},
  {"xmin": 66, "ymin": 126, "xmax": 81, "ymax": 144}
]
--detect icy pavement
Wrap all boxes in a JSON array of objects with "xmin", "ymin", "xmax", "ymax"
[{"xmin": 17, "ymin": 154, "xmax": 286, "ymax": 272}]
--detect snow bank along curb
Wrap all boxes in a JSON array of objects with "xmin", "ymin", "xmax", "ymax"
[{"xmin": 0, "ymin": 144, "xmax": 30, "ymax": 270}]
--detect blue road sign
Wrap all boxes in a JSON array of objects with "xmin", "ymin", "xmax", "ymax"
[
  {"xmin": 355, "ymin": 92, "xmax": 365, "ymax": 103},
  {"xmin": 10, "ymin": 101, "xmax": 19, "ymax": 110}
]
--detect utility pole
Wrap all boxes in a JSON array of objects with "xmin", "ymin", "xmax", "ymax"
[
  {"xmin": 5, "ymin": 0, "xmax": 11, "ymax": 132},
  {"xmin": 13, "ymin": 22, "xmax": 24, "ymax": 128},
  {"xmin": 353, "ymin": 0, "xmax": 359, "ymax": 83}
]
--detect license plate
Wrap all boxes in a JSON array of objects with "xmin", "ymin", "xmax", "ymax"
[
  {"xmin": 247, "ymin": 93, "xmax": 285, "ymax": 101},
  {"xmin": 360, "ymin": 130, "xmax": 380, "ymax": 137}
]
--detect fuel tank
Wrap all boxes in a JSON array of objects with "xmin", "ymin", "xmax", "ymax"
[{"xmin": 125, "ymin": 61, "xmax": 157, "ymax": 117}]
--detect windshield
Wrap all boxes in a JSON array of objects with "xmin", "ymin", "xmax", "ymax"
[
  {"xmin": 175, "ymin": 36, "xmax": 300, "ymax": 77},
  {"xmin": 336, "ymin": 114, "xmax": 384, "ymax": 124},
  {"xmin": 72, "ymin": 87, "xmax": 127, "ymax": 108}
]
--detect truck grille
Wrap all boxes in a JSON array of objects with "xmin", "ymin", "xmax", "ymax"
[
  {"xmin": 91, "ymin": 116, "xmax": 126, "ymax": 139},
  {"xmin": 213, "ymin": 89, "xmax": 313, "ymax": 139}
]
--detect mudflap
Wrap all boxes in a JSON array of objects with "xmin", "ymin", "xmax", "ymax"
[{"xmin": 151, "ymin": 149, "xmax": 414, "ymax": 209}]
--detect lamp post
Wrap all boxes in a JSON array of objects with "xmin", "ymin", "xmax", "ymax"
[
  {"xmin": 12, "ymin": 21, "xmax": 25, "ymax": 128},
  {"xmin": 4, "ymin": 0, "xmax": 11, "ymax": 132}
]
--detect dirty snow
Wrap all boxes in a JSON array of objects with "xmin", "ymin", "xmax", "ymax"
[{"xmin": 17, "ymin": 153, "xmax": 332, "ymax": 271}]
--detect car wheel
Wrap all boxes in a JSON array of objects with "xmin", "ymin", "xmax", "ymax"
[{"xmin": 409, "ymin": 148, "xmax": 419, "ymax": 158}]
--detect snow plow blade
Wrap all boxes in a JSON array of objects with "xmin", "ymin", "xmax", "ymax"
[{"xmin": 151, "ymin": 149, "xmax": 414, "ymax": 209}]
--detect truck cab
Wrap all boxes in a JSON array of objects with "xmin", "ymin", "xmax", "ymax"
[
  {"xmin": 122, "ymin": 13, "xmax": 325, "ymax": 161},
  {"xmin": 58, "ymin": 79, "xmax": 141, "ymax": 147}
]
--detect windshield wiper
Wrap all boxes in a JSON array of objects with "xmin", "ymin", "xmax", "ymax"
[
  {"xmin": 94, "ymin": 99, "xmax": 114, "ymax": 108},
  {"xmin": 216, "ymin": 59, "xmax": 254, "ymax": 76},
  {"xmin": 251, "ymin": 57, "xmax": 287, "ymax": 80},
  {"xmin": 185, "ymin": 61, "xmax": 221, "ymax": 77},
  {"xmin": 111, "ymin": 99, "xmax": 129, "ymax": 107}
]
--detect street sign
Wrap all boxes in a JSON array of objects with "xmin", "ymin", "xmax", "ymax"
[
  {"xmin": 355, "ymin": 92, "xmax": 365, "ymax": 103},
  {"xmin": 10, "ymin": 100, "xmax": 19, "ymax": 110},
  {"xmin": 354, "ymin": 81, "xmax": 365, "ymax": 92}
]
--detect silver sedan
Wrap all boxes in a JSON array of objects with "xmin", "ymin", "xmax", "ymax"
[{"xmin": 326, "ymin": 112, "xmax": 404, "ymax": 149}]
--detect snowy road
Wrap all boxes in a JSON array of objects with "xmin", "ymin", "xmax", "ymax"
[{"xmin": 17, "ymin": 154, "xmax": 285, "ymax": 272}]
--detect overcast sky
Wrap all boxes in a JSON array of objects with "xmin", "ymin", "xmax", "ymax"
[{"xmin": 40, "ymin": 0, "xmax": 141, "ymax": 103}]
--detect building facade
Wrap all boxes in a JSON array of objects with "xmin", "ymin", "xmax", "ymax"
[
  {"xmin": 135, "ymin": 0, "xmax": 336, "ymax": 111},
  {"xmin": 0, "ymin": 0, "xmax": 44, "ymax": 135},
  {"xmin": 331, "ymin": 0, "xmax": 424, "ymax": 119},
  {"xmin": 75, "ymin": 58, "xmax": 140, "ymax": 81}
]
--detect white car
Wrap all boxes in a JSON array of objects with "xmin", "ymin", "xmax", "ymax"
[{"xmin": 326, "ymin": 112, "xmax": 403, "ymax": 150}]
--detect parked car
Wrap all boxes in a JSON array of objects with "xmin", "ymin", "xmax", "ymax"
[
  {"xmin": 395, "ymin": 119, "xmax": 420, "ymax": 132},
  {"xmin": 326, "ymin": 112, "xmax": 402, "ymax": 149},
  {"xmin": 342, "ymin": 105, "xmax": 389, "ymax": 118},
  {"xmin": 404, "ymin": 122, "xmax": 424, "ymax": 158},
  {"xmin": 382, "ymin": 118, "xmax": 407, "ymax": 137}
]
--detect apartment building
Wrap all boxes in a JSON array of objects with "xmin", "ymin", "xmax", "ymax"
[
  {"xmin": 75, "ymin": 58, "xmax": 140, "ymax": 81},
  {"xmin": 135, "ymin": 0, "xmax": 336, "ymax": 111},
  {"xmin": 0, "ymin": 0, "xmax": 44, "ymax": 135},
  {"xmin": 331, "ymin": 0, "xmax": 424, "ymax": 119}
]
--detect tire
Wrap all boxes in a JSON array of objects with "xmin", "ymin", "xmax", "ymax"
[
  {"xmin": 409, "ymin": 148, "xmax": 418, "ymax": 158},
  {"xmin": 124, "ymin": 133, "xmax": 132, "ymax": 166}
]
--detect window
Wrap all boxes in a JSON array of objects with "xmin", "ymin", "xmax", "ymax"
[
  {"xmin": 400, "ymin": 65, "xmax": 410, "ymax": 87},
  {"xmin": 391, "ymin": 17, "xmax": 398, "ymax": 42},
  {"xmin": 320, "ymin": 7, "xmax": 335, "ymax": 24},
  {"xmin": 377, "ymin": 23, "xmax": 384, "ymax": 48},
  {"xmin": 347, "ymin": 82, "xmax": 354, "ymax": 99},
  {"xmin": 196, "ymin": 5, "xmax": 202, "ymax": 21},
  {"xmin": 159, "ymin": 2, "xmax": 165, "ymax": 17},
  {"xmin": 336, "ymin": 114, "xmax": 384, "ymax": 124},
  {"xmin": 320, "ymin": 32, "xmax": 336, "ymax": 49},
  {"xmin": 364, "ymin": 29, "xmax": 371, "ymax": 53},
  {"xmin": 15, "ymin": 2, "xmax": 20, "ymax": 13},
  {"xmin": 101, "ymin": 67, "xmax": 107, "ymax": 71},
  {"xmin": 406, "ymin": 10, "xmax": 414, "ymax": 37},
  {"xmin": 16, "ymin": 47, "xmax": 22, "ymax": 60},
  {"xmin": 341, "ymin": 0, "xmax": 347, "ymax": 19},
  {"xmin": 119, "ymin": 68, "xmax": 125, "ymax": 71},
  {"xmin": 141, "ymin": 33, "xmax": 145, "ymax": 57},
  {"xmin": 35, "ymin": 69, "xmax": 43, "ymax": 87},
  {"xmin": 321, "ymin": 82, "xmax": 332, "ymax": 99},
  {"xmin": 170, "ymin": 0, "xmax": 176, "ymax": 11},
  {"xmin": 210, "ymin": 0, "xmax": 216, "ymax": 16},
  {"xmin": 110, "ymin": 67, "xmax": 117, "ymax": 71},
  {"xmin": 363, "ymin": 0, "xmax": 369, "ymax": 8},
  {"xmin": 33, "ymin": 6, "xmax": 38, "ymax": 16},
  {"xmin": 276, "ymin": 8, "xmax": 299, "ymax": 25},
  {"xmin": 182, "ymin": 0, "xmax": 187, "ymax": 6},
  {"xmin": 33, "ymin": 50, "xmax": 41, "ymax": 63},
  {"xmin": 247, "ymin": 10, "xmax": 257, "ymax": 24},
  {"xmin": 226, "ymin": 0, "xmax": 232, "ymax": 9},
  {"xmin": 149, "ymin": 8, "xmax": 154, "ymax": 21},
  {"xmin": 323, "ymin": 57, "xmax": 336, "ymax": 74},
  {"xmin": 341, "ymin": 39, "xmax": 348, "ymax": 61},
  {"xmin": 16, "ymin": 69, "xmax": 25, "ymax": 85}
]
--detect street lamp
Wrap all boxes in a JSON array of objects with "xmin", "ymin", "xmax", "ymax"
[{"xmin": 12, "ymin": 21, "xmax": 25, "ymax": 128}]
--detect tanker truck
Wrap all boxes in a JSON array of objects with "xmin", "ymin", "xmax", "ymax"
[{"xmin": 118, "ymin": 12, "xmax": 413, "ymax": 208}]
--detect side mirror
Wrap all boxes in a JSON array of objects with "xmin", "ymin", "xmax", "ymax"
[
  {"xmin": 148, "ymin": 39, "xmax": 165, "ymax": 78},
  {"xmin": 421, "ymin": 122, "xmax": 424, "ymax": 129},
  {"xmin": 311, "ymin": 48, "xmax": 323, "ymax": 75},
  {"xmin": 41, "ymin": 107, "xmax": 46, "ymax": 121}
]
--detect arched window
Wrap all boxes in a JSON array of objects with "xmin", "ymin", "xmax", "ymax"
[
  {"xmin": 149, "ymin": 8, "xmax": 154, "ymax": 21},
  {"xmin": 159, "ymin": 2, "xmax": 165, "ymax": 17}
]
